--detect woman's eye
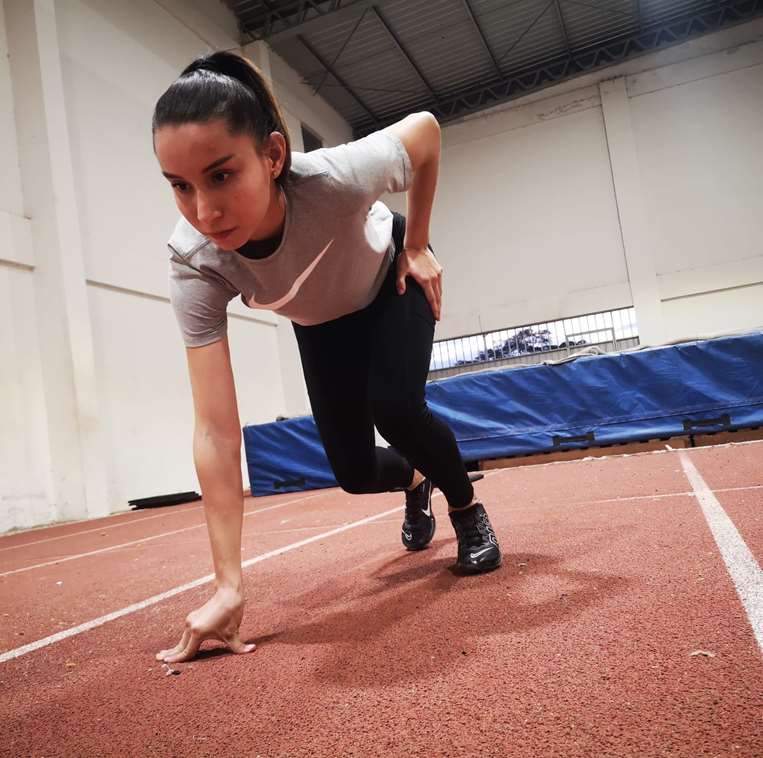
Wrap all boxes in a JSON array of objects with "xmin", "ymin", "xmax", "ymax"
[
  {"xmin": 170, "ymin": 172, "xmax": 231, "ymax": 193},
  {"xmin": 212, "ymin": 171, "xmax": 232, "ymax": 184}
]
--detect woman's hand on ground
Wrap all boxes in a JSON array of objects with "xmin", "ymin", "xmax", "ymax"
[
  {"xmin": 396, "ymin": 246, "xmax": 443, "ymax": 320},
  {"xmin": 155, "ymin": 587, "xmax": 255, "ymax": 663}
]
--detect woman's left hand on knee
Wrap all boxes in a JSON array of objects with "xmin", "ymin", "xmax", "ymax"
[{"xmin": 396, "ymin": 247, "xmax": 443, "ymax": 321}]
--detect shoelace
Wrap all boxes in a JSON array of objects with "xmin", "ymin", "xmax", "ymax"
[
  {"xmin": 452, "ymin": 514, "xmax": 481, "ymax": 548},
  {"xmin": 454, "ymin": 509, "xmax": 497, "ymax": 548},
  {"xmin": 478, "ymin": 512, "xmax": 498, "ymax": 546},
  {"xmin": 404, "ymin": 480, "xmax": 429, "ymax": 519}
]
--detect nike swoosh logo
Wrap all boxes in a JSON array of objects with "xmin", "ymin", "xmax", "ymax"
[
  {"xmin": 469, "ymin": 547, "xmax": 494, "ymax": 559},
  {"xmin": 245, "ymin": 238, "xmax": 334, "ymax": 310},
  {"xmin": 421, "ymin": 484, "xmax": 432, "ymax": 516},
  {"xmin": 402, "ymin": 531, "xmax": 413, "ymax": 541}
]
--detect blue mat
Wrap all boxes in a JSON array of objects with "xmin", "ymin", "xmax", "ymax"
[{"xmin": 243, "ymin": 331, "xmax": 763, "ymax": 496}]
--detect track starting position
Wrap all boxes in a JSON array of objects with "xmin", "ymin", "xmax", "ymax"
[{"xmin": 151, "ymin": 51, "xmax": 502, "ymax": 663}]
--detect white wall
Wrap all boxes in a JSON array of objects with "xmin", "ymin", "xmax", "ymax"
[
  {"xmin": 3, "ymin": 1, "xmax": 761, "ymax": 533},
  {"xmin": 1, "ymin": 0, "xmax": 57, "ymax": 532},
  {"xmin": 0, "ymin": 0, "xmax": 350, "ymax": 532},
  {"xmin": 630, "ymin": 57, "xmax": 763, "ymax": 339},
  {"xmin": 435, "ymin": 98, "xmax": 628, "ymax": 337},
  {"xmin": 0, "ymin": 266, "xmax": 51, "ymax": 531},
  {"xmin": 426, "ymin": 19, "xmax": 763, "ymax": 346},
  {"xmin": 87, "ymin": 285, "xmax": 287, "ymax": 509}
]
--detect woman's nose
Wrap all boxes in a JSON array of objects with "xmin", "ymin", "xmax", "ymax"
[{"xmin": 196, "ymin": 193, "xmax": 222, "ymax": 225}]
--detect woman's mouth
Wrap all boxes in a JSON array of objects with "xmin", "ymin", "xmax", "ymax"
[{"xmin": 208, "ymin": 227, "xmax": 237, "ymax": 242}]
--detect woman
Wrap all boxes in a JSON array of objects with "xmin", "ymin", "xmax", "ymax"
[{"xmin": 152, "ymin": 51, "xmax": 501, "ymax": 664}]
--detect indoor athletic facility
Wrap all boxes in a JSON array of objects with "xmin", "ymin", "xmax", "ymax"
[{"xmin": 1, "ymin": 1, "xmax": 761, "ymax": 755}]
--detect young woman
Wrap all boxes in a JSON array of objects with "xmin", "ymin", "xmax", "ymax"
[{"xmin": 152, "ymin": 51, "xmax": 501, "ymax": 664}]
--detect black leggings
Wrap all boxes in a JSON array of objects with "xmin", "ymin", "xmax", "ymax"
[{"xmin": 292, "ymin": 213, "xmax": 474, "ymax": 509}]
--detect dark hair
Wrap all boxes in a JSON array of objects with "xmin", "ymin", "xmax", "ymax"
[{"xmin": 152, "ymin": 50, "xmax": 291, "ymax": 186}]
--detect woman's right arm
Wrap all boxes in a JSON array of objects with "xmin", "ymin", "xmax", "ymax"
[
  {"xmin": 156, "ymin": 336, "xmax": 255, "ymax": 663},
  {"xmin": 188, "ymin": 336, "xmax": 245, "ymax": 592}
]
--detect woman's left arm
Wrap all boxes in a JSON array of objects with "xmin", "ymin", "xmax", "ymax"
[{"xmin": 383, "ymin": 112, "xmax": 443, "ymax": 320}]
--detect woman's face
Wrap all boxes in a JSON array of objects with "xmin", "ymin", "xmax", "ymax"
[{"xmin": 154, "ymin": 118, "xmax": 285, "ymax": 250}]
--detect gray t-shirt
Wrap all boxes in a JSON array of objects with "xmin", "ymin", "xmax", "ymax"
[{"xmin": 167, "ymin": 130, "xmax": 413, "ymax": 347}]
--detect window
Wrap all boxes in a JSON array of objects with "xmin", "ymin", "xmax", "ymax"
[{"xmin": 301, "ymin": 124, "xmax": 323, "ymax": 152}]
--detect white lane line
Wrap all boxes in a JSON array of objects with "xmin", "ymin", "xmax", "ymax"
[
  {"xmin": 0, "ymin": 506, "xmax": 204, "ymax": 553},
  {"xmin": 0, "ymin": 491, "xmax": 323, "ymax": 553},
  {"xmin": 0, "ymin": 501, "xmax": 407, "ymax": 664},
  {"xmin": 587, "ymin": 491, "xmax": 692, "ymax": 504},
  {"xmin": 0, "ymin": 473, "xmax": 498, "ymax": 553},
  {"xmin": 0, "ymin": 472, "xmax": 497, "ymax": 553},
  {"xmin": 679, "ymin": 451, "xmax": 763, "ymax": 654},
  {"xmin": 714, "ymin": 484, "xmax": 763, "ymax": 495},
  {"xmin": 536, "ymin": 484, "xmax": 763, "ymax": 509},
  {"xmin": 0, "ymin": 493, "xmax": 325, "ymax": 578}
]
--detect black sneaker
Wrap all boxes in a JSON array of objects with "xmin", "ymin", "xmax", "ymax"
[
  {"xmin": 448, "ymin": 503, "xmax": 502, "ymax": 573},
  {"xmin": 401, "ymin": 478, "xmax": 436, "ymax": 551}
]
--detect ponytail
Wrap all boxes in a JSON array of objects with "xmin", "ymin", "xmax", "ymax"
[{"xmin": 152, "ymin": 51, "xmax": 291, "ymax": 186}]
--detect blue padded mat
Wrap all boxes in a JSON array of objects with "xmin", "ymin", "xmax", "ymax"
[{"xmin": 243, "ymin": 331, "xmax": 763, "ymax": 496}]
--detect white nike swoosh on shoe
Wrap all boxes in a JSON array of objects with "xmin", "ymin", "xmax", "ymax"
[
  {"xmin": 421, "ymin": 484, "xmax": 432, "ymax": 516},
  {"xmin": 469, "ymin": 546, "xmax": 495, "ymax": 559},
  {"xmin": 402, "ymin": 531, "xmax": 413, "ymax": 541}
]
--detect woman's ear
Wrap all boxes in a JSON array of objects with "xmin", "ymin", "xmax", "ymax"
[{"xmin": 267, "ymin": 131, "xmax": 287, "ymax": 178}]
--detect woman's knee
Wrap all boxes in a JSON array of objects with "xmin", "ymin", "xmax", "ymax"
[
  {"xmin": 337, "ymin": 476, "xmax": 374, "ymax": 495},
  {"xmin": 330, "ymin": 458, "xmax": 377, "ymax": 495},
  {"xmin": 375, "ymin": 400, "xmax": 431, "ymax": 447}
]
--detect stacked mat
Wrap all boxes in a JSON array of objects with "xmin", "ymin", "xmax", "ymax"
[{"xmin": 243, "ymin": 331, "xmax": 763, "ymax": 496}]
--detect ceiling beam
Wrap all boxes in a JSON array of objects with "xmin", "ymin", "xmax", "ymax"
[
  {"xmin": 370, "ymin": 5, "xmax": 440, "ymax": 104},
  {"xmin": 302, "ymin": 79, "xmax": 422, "ymax": 96},
  {"xmin": 259, "ymin": 0, "xmax": 288, "ymax": 27},
  {"xmin": 239, "ymin": 0, "xmax": 395, "ymax": 44},
  {"xmin": 313, "ymin": 6, "xmax": 368, "ymax": 94},
  {"xmin": 353, "ymin": 0, "xmax": 763, "ymax": 135},
  {"xmin": 297, "ymin": 33, "xmax": 382, "ymax": 126},
  {"xmin": 461, "ymin": 0, "xmax": 504, "ymax": 80},
  {"xmin": 562, "ymin": 0, "xmax": 633, "ymax": 18},
  {"xmin": 498, "ymin": 0, "xmax": 554, "ymax": 65},
  {"xmin": 554, "ymin": 0, "xmax": 572, "ymax": 57}
]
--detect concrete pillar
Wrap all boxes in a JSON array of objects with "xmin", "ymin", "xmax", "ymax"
[
  {"xmin": 5, "ymin": 0, "xmax": 109, "ymax": 521},
  {"xmin": 599, "ymin": 76, "xmax": 665, "ymax": 346},
  {"xmin": 247, "ymin": 39, "xmax": 273, "ymax": 84}
]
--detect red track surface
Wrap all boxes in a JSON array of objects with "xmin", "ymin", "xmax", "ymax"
[{"xmin": 1, "ymin": 443, "xmax": 761, "ymax": 757}]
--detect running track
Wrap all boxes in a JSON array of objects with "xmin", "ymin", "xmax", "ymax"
[{"xmin": 1, "ymin": 442, "xmax": 761, "ymax": 757}]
